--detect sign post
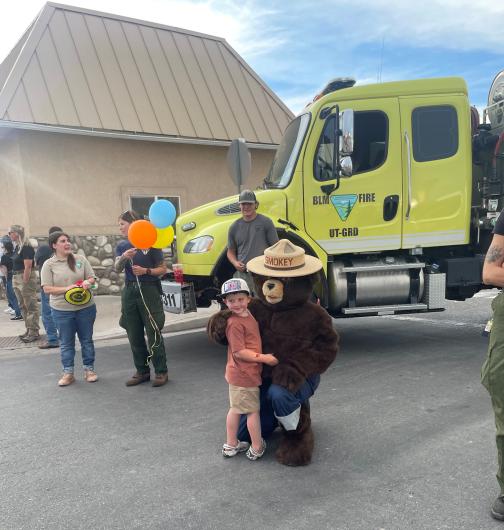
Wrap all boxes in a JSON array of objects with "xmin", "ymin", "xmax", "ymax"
[{"xmin": 226, "ymin": 138, "xmax": 251, "ymax": 193}]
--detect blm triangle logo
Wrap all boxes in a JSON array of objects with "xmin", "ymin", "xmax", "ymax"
[{"xmin": 330, "ymin": 194, "xmax": 358, "ymax": 221}]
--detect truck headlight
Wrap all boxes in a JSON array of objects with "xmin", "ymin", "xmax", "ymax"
[{"xmin": 183, "ymin": 235, "xmax": 214, "ymax": 253}]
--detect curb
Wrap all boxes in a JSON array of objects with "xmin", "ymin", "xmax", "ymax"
[
  {"xmin": 0, "ymin": 314, "xmax": 213, "ymax": 353},
  {"xmin": 92, "ymin": 315, "xmax": 211, "ymax": 341}
]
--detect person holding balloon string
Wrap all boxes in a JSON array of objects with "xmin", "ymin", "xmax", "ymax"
[
  {"xmin": 40, "ymin": 231, "xmax": 98, "ymax": 387},
  {"xmin": 115, "ymin": 205, "xmax": 175, "ymax": 388}
]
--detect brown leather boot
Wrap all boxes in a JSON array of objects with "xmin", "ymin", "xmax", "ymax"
[
  {"xmin": 152, "ymin": 372, "xmax": 168, "ymax": 387},
  {"xmin": 58, "ymin": 373, "xmax": 75, "ymax": 387},
  {"xmin": 84, "ymin": 370, "xmax": 98, "ymax": 383},
  {"xmin": 125, "ymin": 372, "xmax": 150, "ymax": 386}
]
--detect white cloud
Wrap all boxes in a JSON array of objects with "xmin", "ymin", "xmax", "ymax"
[
  {"xmin": 0, "ymin": 0, "xmax": 501, "ymax": 113},
  {"xmin": 318, "ymin": 0, "xmax": 504, "ymax": 53}
]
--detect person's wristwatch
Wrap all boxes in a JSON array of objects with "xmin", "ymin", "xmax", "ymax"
[{"xmin": 146, "ymin": 268, "xmax": 151, "ymax": 275}]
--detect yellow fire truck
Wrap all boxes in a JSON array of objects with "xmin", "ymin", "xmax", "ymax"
[{"xmin": 175, "ymin": 73, "xmax": 504, "ymax": 317}]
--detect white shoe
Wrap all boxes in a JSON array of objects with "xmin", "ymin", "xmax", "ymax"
[
  {"xmin": 246, "ymin": 439, "xmax": 267, "ymax": 460},
  {"xmin": 222, "ymin": 440, "xmax": 250, "ymax": 457},
  {"xmin": 4, "ymin": 308, "xmax": 15, "ymax": 315}
]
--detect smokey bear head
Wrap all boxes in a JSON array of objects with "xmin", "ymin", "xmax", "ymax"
[
  {"xmin": 247, "ymin": 239, "xmax": 323, "ymax": 310},
  {"xmin": 252, "ymin": 273, "xmax": 319, "ymax": 310}
]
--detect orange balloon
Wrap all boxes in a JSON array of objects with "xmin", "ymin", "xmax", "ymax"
[{"xmin": 128, "ymin": 220, "xmax": 157, "ymax": 249}]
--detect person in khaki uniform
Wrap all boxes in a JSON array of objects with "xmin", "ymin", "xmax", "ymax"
[
  {"xmin": 9, "ymin": 225, "xmax": 40, "ymax": 343},
  {"xmin": 482, "ymin": 210, "xmax": 504, "ymax": 520},
  {"xmin": 41, "ymin": 231, "xmax": 98, "ymax": 387}
]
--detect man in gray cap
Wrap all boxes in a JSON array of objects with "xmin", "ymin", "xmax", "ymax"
[{"xmin": 226, "ymin": 189, "xmax": 278, "ymax": 295}]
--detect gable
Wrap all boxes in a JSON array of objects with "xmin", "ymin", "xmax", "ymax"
[{"xmin": 0, "ymin": 2, "xmax": 293, "ymax": 145}]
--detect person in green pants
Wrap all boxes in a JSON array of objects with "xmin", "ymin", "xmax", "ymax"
[
  {"xmin": 115, "ymin": 210, "xmax": 168, "ymax": 387},
  {"xmin": 482, "ymin": 210, "xmax": 504, "ymax": 520}
]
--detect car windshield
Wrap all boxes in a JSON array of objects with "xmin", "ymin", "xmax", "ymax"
[{"xmin": 264, "ymin": 113, "xmax": 310, "ymax": 189}]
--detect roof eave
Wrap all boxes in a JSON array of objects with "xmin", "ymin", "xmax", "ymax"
[{"xmin": 0, "ymin": 120, "xmax": 279, "ymax": 150}]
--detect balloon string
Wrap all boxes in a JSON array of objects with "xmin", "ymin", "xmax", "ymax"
[{"xmin": 129, "ymin": 259, "xmax": 162, "ymax": 366}]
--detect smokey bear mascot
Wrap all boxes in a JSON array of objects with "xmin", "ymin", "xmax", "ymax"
[{"xmin": 208, "ymin": 239, "xmax": 339, "ymax": 466}]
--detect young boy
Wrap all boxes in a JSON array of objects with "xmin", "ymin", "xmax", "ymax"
[{"xmin": 220, "ymin": 278, "xmax": 278, "ymax": 460}]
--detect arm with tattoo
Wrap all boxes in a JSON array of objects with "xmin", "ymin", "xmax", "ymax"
[
  {"xmin": 483, "ymin": 235, "xmax": 504, "ymax": 287},
  {"xmin": 486, "ymin": 245, "xmax": 504, "ymax": 264}
]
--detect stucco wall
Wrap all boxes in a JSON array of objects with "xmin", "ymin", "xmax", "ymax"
[{"xmin": 0, "ymin": 129, "xmax": 276, "ymax": 237}]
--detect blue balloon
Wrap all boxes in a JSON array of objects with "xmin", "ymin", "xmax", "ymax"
[{"xmin": 149, "ymin": 200, "xmax": 176, "ymax": 229}]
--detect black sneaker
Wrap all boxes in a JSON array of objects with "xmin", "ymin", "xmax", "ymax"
[
  {"xmin": 10, "ymin": 315, "xmax": 23, "ymax": 321},
  {"xmin": 491, "ymin": 496, "xmax": 504, "ymax": 520}
]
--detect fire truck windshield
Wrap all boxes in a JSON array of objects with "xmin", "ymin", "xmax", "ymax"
[{"xmin": 263, "ymin": 113, "xmax": 310, "ymax": 189}]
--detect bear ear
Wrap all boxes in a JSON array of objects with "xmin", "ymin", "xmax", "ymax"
[
  {"xmin": 207, "ymin": 309, "xmax": 231, "ymax": 345},
  {"xmin": 250, "ymin": 273, "xmax": 263, "ymax": 293}
]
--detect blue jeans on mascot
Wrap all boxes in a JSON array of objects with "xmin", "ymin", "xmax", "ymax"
[{"xmin": 238, "ymin": 374, "xmax": 320, "ymax": 440}]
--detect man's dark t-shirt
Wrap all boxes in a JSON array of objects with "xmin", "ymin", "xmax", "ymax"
[
  {"xmin": 35, "ymin": 244, "xmax": 53, "ymax": 269},
  {"xmin": 116, "ymin": 240, "xmax": 164, "ymax": 283},
  {"xmin": 12, "ymin": 245, "xmax": 35, "ymax": 272},
  {"xmin": 494, "ymin": 212, "xmax": 504, "ymax": 236},
  {"xmin": 0, "ymin": 252, "xmax": 14, "ymax": 279}
]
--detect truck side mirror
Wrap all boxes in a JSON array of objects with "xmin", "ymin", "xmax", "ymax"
[
  {"xmin": 340, "ymin": 156, "xmax": 353, "ymax": 177},
  {"xmin": 339, "ymin": 109, "xmax": 354, "ymax": 156}
]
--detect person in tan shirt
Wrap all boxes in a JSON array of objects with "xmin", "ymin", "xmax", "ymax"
[
  {"xmin": 219, "ymin": 277, "xmax": 278, "ymax": 461},
  {"xmin": 40, "ymin": 231, "xmax": 97, "ymax": 387}
]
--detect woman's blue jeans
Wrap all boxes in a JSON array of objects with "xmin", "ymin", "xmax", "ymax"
[
  {"xmin": 6, "ymin": 277, "xmax": 21, "ymax": 317},
  {"xmin": 52, "ymin": 305, "xmax": 96, "ymax": 374},
  {"xmin": 40, "ymin": 290, "xmax": 59, "ymax": 345}
]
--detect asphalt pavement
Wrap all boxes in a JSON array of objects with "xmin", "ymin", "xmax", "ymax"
[{"xmin": 0, "ymin": 291, "xmax": 502, "ymax": 529}]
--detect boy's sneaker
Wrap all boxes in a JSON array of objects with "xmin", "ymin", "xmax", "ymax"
[
  {"xmin": 222, "ymin": 440, "xmax": 250, "ymax": 457},
  {"xmin": 246, "ymin": 439, "xmax": 266, "ymax": 461}
]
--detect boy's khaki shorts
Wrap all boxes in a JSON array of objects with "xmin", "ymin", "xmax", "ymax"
[{"xmin": 229, "ymin": 384, "xmax": 260, "ymax": 414}]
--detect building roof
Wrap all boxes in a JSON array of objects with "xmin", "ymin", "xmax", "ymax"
[{"xmin": 0, "ymin": 2, "xmax": 293, "ymax": 146}]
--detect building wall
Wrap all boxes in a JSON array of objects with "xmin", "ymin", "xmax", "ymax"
[
  {"xmin": 0, "ymin": 129, "xmax": 29, "ymax": 230},
  {"xmin": 0, "ymin": 129, "xmax": 276, "ymax": 237}
]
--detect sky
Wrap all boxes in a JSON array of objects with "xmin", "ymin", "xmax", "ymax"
[{"xmin": 1, "ymin": 0, "xmax": 503, "ymax": 115}]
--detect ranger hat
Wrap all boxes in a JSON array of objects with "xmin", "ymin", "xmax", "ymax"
[
  {"xmin": 247, "ymin": 239, "xmax": 322, "ymax": 278},
  {"xmin": 219, "ymin": 278, "xmax": 250, "ymax": 299},
  {"xmin": 238, "ymin": 189, "xmax": 257, "ymax": 203}
]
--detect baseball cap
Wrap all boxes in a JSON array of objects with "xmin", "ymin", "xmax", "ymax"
[
  {"xmin": 219, "ymin": 278, "xmax": 250, "ymax": 299},
  {"xmin": 238, "ymin": 190, "xmax": 257, "ymax": 203}
]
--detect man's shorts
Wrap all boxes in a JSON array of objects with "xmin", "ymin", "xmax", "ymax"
[{"xmin": 229, "ymin": 384, "xmax": 260, "ymax": 414}]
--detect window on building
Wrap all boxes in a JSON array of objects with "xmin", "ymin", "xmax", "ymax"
[
  {"xmin": 314, "ymin": 110, "xmax": 388, "ymax": 181},
  {"xmin": 412, "ymin": 105, "xmax": 458, "ymax": 162},
  {"xmin": 129, "ymin": 195, "xmax": 180, "ymax": 225}
]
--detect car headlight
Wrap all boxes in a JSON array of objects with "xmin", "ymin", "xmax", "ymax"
[{"xmin": 183, "ymin": 235, "xmax": 214, "ymax": 253}]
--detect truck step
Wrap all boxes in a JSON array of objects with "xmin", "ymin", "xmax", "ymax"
[{"xmin": 342, "ymin": 303, "xmax": 428, "ymax": 316}]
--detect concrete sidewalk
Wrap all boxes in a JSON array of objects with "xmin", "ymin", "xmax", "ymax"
[{"xmin": 0, "ymin": 295, "xmax": 219, "ymax": 350}]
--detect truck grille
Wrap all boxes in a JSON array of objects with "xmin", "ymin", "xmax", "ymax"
[{"xmin": 216, "ymin": 202, "xmax": 240, "ymax": 215}]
